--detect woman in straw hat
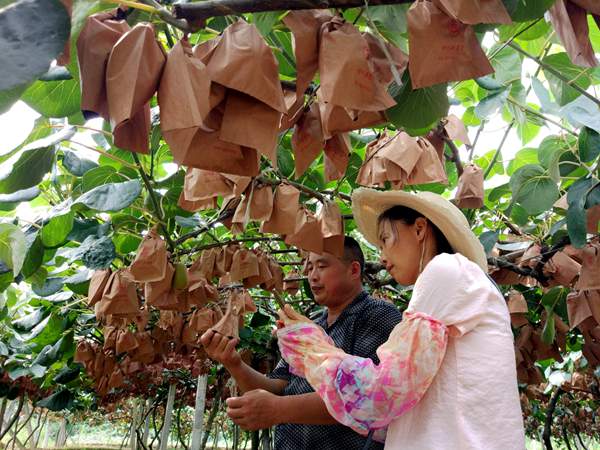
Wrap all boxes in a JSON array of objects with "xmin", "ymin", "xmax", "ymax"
[{"xmin": 277, "ymin": 188, "xmax": 525, "ymax": 449}]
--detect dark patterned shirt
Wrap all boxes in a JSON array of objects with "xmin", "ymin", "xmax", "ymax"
[{"xmin": 268, "ymin": 291, "xmax": 403, "ymax": 450}]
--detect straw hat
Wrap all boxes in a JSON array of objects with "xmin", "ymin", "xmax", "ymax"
[{"xmin": 352, "ymin": 187, "xmax": 488, "ymax": 271}]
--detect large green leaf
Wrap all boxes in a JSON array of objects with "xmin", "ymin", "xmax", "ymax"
[
  {"xmin": 21, "ymin": 77, "xmax": 81, "ymax": 118},
  {"xmin": 510, "ymin": 164, "xmax": 560, "ymax": 215},
  {"xmin": 36, "ymin": 389, "xmax": 73, "ymax": 411},
  {"xmin": 41, "ymin": 212, "xmax": 74, "ymax": 247},
  {"xmin": 578, "ymin": 127, "xmax": 600, "ymax": 163},
  {"xmin": 12, "ymin": 308, "xmax": 47, "ymax": 332},
  {"xmin": 0, "ymin": 186, "xmax": 40, "ymax": 211},
  {"xmin": 80, "ymin": 235, "xmax": 116, "ymax": 269},
  {"xmin": 489, "ymin": 46, "xmax": 521, "ymax": 85},
  {"xmin": 475, "ymin": 89, "xmax": 509, "ymax": 119},
  {"xmin": 81, "ymin": 166, "xmax": 127, "ymax": 191},
  {"xmin": 0, "ymin": 223, "xmax": 26, "ymax": 276},
  {"xmin": 22, "ymin": 233, "xmax": 44, "ymax": 278},
  {"xmin": 542, "ymin": 53, "xmax": 592, "ymax": 106},
  {"xmin": 0, "ymin": 0, "xmax": 70, "ymax": 91},
  {"xmin": 510, "ymin": 0, "xmax": 555, "ymax": 21},
  {"xmin": 567, "ymin": 177, "xmax": 594, "ymax": 247},
  {"xmin": 386, "ymin": 75, "xmax": 449, "ymax": 130},
  {"xmin": 73, "ymin": 180, "xmax": 142, "ymax": 212},
  {"xmin": 62, "ymin": 150, "xmax": 98, "ymax": 176}
]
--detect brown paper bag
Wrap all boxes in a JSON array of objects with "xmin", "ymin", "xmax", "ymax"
[
  {"xmin": 324, "ymin": 133, "xmax": 350, "ymax": 182},
  {"xmin": 319, "ymin": 18, "xmax": 395, "ymax": 111},
  {"xmin": 380, "ymin": 132, "xmax": 423, "ymax": 179},
  {"xmin": 145, "ymin": 263, "xmax": 175, "ymax": 306},
  {"xmin": 319, "ymin": 103, "xmax": 387, "ymax": 140},
  {"xmin": 567, "ymin": 290, "xmax": 593, "ymax": 329},
  {"xmin": 432, "ymin": 0, "xmax": 512, "ymax": 24},
  {"xmin": 283, "ymin": 10, "xmax": 334, "ymax": 100},
  {"xmin": 205, "ymin": 21, "xmax": 287, "ymax": 113},
  {"xmin": 508, "ymin": 290, "xmax": 528, "ymax": 314},
  {"xmin": 576, "ymin": 243, "xmax": 600, "ymax": 290},
  {"xmin": 116, "ymin": 329, "xmax": 139, "ymax": 354},
  {"xmin": 549, "ymin": 0, "xmax": 597, "ymax": 68},
  {"xmin": 356, "ymin": 133, "xmax": 391, "ymax": 187},
  {"xmin": 190, "ymin": 308, "xmax": 216, "ymax": 333},
  {"xmin": 211, "ymin": 291, "xmax": 245, "ymax": 339},
  {"xmin": 245, "ymin": 252, "xmax": 274, "ymax": 288},
  {"xmin": 320, "ymin": 200, "xmax": 344, "ymax": 257},
  {"xmin": 182, "ymin": 168, "xmax": 233, "ymax": 202},
  {"xmin": 88, "ymin": 269, "xmax": 111, "ymax": 307},
  {"xmin": 407, "ymin": 1, "xmax": 494, "ymax": 89},
  {"xmin": 249, "ymin": 184, "xmax": 274, "ymax": 222},
  {"xmin": 103, "ymin": 326, "xmax": 118, "ymax": 352},
  {"xmin": 260, "ymin": 183, "xmax": 301, "ymax": 235},
  {"xmin": 587, "ymin": 205, "xmax": 600, "ymax": 233},
  {"xmin": 97, "ymin": 270, "xmax": 139, "ymax": 318},
  {"xmin": 285, "ymin": 208, "xmax": 324, "ymax": 254},
  {"xmin": 106, "ymin": 23, "xmax": 166, "ymax": 154},
  {"xmin": 107, "ymin": 367, "xmax": 125, "ymax": 390},
  {"xmin": 219, "ymin": 92, "xmax": 282, "ymax": 165},
  {"xmin": 363, "ymin": 32, "xmax": 409, "ymax": 87},
  {"xmin": 571, "ymin": 0, "xmax": 600, "ymax": 14},
  {"xmin": 168, "ymin": 108, "xmax": 261, "ymax": 177},
  {"xmin": 216, "ymin": 245, "xmax": 237, "ymax": 276},
  {"xmin": 263, "ymin": 258, "xmax": 285, "ymax": 292},
  {"xmin": 444, "ymin": 114, "xmax": 471, "ymax": 146},
  {"xmin": 76, "ymin": 9, "xmax": 130, "ymax": 119},
  {"xmin": 131, "ymin": 331, "xmax": 155, "ymax": 363},
  {"xmin": 231, "ymin": 191, "xmax": 251, "ymax": 235},
  {"xmin": 284, "ymin": 271, "xmax": 301, "ymax": 295},
  {"xmin": 159, "ymin": 38, "xmax": 213, "ymax": 139},
  {"xmin": 292, "ymin": 103, "xmax": 324, "ymax": 177},
  {"xmin": 454, "ymin": 163, "xmax": 485, "ymax": 209},
  {"xmin": 406, "ymin": 138, "xmax": 448, "ymax": 185},
  {"xmin": 520, "ymin": 244, "xmax": 542, "ymax": 269},
  {"xmin": 230, "ymin": 248, "xmax": 260, "ymax": 282},
  {"xmin": 129, "ymin": 228, "xmax": 168, "ymax": 282},
  {"xmin": 543, "ymin": 251, "xmax": 581, "ymax": 287},
  {"xmin": 584, "ymin": 290, "xmax": 600, "ymax": 324},
  {"xmin": 178, "ymin": 191, "xmax": 218, "ymax": 212}
]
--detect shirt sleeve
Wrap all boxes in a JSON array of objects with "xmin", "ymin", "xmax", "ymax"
[
  {"xmin": 407, "ymin": 253, "xmax": 494, "ymax": 337},
  {"xmin": 354, "ymin": 302, "xmax": 403, "ymax": 363},
  {"xmin": 277, "ymin": 311, "xmax": 448, "ymax": 435}
]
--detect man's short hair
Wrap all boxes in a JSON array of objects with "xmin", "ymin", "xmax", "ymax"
[{"xmin": 343, "ymin": 236, "xmax": 365, "ymax": 274}]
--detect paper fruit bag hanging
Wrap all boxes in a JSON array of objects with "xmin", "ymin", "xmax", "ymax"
[
  {"xmin": 283, "ymin": 10, "xmax": 334, "ymax": 101},
  {"xmin": 182, "ymin": 168, "xmax": 233, "ymax": 203},
  {"xmin": 285, "ymin": 207, "xmax": 324, "ymax": 254},
  {"xmin": 229, "ymin": 248, "xmax": 260, "ymax": 282},
  {"xmin": 320, "ymin": 200, "xmax": 345, "ymax": 257},
  {"xmin": 211, "ymin": 291, "xmax": 246, "ymax": 339},
  {"xmin": 454, "ymin": 163, "xmax": 485, "ymax": 209},
  {"xmin": 260, "ymin": 183, "xmax": 301, "ymax": 235},
  {"xmin": 444, "ymin": 114, "xmax": 471, "ymax": 146},
  {"xmin": 159, "ymin": 39, "xmax": 213, "ymax": 154},
  {"xmin": 248, "ymin": 183, "xmax": 274, "ymax": 222},
  {"xmin": 320, "ymin": 102, "xmax": 387, "ymax": 140},
  {"xmin": 363, "ymin": 32, "xmax": 409, "ymax": 87},
  {"xmin": 88, "ymin": 269, "xmax": 111, "ymax": 307},
  {"xmin": 549, "ymin": 0, "xmax": 598, "ymax": 68},
  {"xmin": 432, "ymin": 0, "xmax": 512, "ymax": 24},
  {"xmin": 324, "ymin": 133, "xmax": 350, "ymax": 182},
  {"xmin": 407, "ymin": 138, "xmax": 448, "ymax": 185},
  {"xmin": 292, "ymin": 103, "xmax": 325, "ymax": 177},
  {"xmin": 571, "ymin": 0, "xmax": 600, "ymax": 14},
  {"xmin": 319, "ymin": 18, "xmax": 395, "ymax": 112},
  {"xmin": 576, "ymin": 243, "xmax": 600, "ymax": 290},
  {"xmin": 145, "ymin": 263, "xmax": 175, "ymax": 307},
  {"xmin": 129, "ymin": 228, "xmax": 168, "ymax": 282},
  {"xmin": 96, "ymin": 270, "xmax": 139, "ymax": 318},
  {"xmin": 205, "ymin": 21, "xmax": 287, "ymax": 114},
  {"xmin": 407, "ymin": 1, "xmax": 494, "ymax": 89},
  {"xmin": 77, "ymin": 9, "xmax": 130, "ymax": 120},
  {"xmin": 178, "ymin": 191, "xmax": 217, "ymax": 212},
  {"xmin": 106, "ymin": 23, "xmax": 166, "ymax": 154}
]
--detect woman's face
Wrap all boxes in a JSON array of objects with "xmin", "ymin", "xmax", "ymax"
[{"xmin": 378, "ymin": 217, "xmax": 427, "ymax": 285}]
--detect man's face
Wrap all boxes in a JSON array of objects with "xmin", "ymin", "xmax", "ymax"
[{"xmin": 305, "ymin": 252, "xmax": 357, "ymax": 306}]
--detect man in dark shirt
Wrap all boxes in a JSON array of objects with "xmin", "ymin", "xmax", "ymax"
[{"xmin": 200, "ymin": 237, "xmax": 402, "ymax": 450}]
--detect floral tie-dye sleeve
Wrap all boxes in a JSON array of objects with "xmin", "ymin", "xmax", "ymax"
[{"xmin": 277, "ymin": 311, "xmax": 448, "ymax": 436}]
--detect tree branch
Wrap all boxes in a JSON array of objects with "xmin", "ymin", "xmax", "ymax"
[
  {"xmin": 543, "ymin": 387, "xmax": 563, "ymax": 450},
  {"xmin": 174, "ymin": 0, "xmax": 412, "ymax": 22}
]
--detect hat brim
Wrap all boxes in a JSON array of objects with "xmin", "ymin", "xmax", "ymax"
[{"xmin": 352, "ymin": 188, "xmax": 488, "ymax": 271}]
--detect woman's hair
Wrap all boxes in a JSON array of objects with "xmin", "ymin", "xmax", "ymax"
[{"xmin": 377, "ymin": 205, "xmax": 454, "ymax": 255}]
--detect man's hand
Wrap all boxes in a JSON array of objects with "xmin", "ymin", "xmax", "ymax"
[
  {"xmin": 226, "ymin": 389, "xmax": 281, "ymax": 431},
  {"xmin": 200, "ymin": 329, "xmax": 241, "ymax": 370}
]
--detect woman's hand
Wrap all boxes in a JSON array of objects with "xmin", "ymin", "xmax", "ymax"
[{"xmin": 277, "ymin": 304, "xmax": 312, "ymax": 327}]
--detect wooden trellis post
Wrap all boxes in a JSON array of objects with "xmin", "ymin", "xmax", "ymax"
[{"xmin": 190, "ymin": 374, "xmax": 208, "ymax": 450}]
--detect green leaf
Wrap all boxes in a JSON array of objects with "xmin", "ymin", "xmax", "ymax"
[
  {"xmin": 32, "ymin": 277, "xmax": 64, "ymax": 297},
  {"xmin": 0, "ymin": 186, "xmax": 40, "ymax": 211},
  {"xmin": 475, "ymin": 89, "xmax": 508, "ymax": 119},
  {"xmin": 113, "ymin": 234, "xmax": 141, "ymax": 255},
  {"xmin": 510, "ymin": 0, "xmax": 555, "ymax": 21},
  {"xmin": 73, "ymin": 180, "xmax": 142, "ymax": 212},
  {"xmin": 542, "ymin": 53, "xmax": 592, "ymax": 106},
  {"xmin": 41, "ymin": 212, "xmax": 74, "ymax": 247},
  {"xmin": 507, "ymin": 148, "xmax": 538, "ymax": 175},
  {"xmin": 0, "ymin": 83, "xmax": 29, "ymax": 115},
  {"xmin": 12, "ymin": 308, "xmax": 47, "ymax": 332},
  {"xmin": 0, "ymin": 223, "xmax": 26, "ymax": 276},
  {"xmin": 22, "ymin": 77, "xmax": 81, "ymax": 118},
  {"xmin": 22, "ymin": 233, "xmax": 44, "ymax": 278},
  {"xmin": 578, "ymin": 127, "xmax": 600, "ymax": 163},
  {"xmin": 36, "ymin": 389, "xmax": 73, "ymax": 411},
  {"xmin": 541, "ymin": 311, "xmax": 555, "ymax": 345},
  {"xmin": 249, "ymin": 311, "xmax": 271, "ymax": 327},
  {"xmin": 510, "ymin": 164, "xmax": 560, "ymax": 215},
  {"xmin": 479, "ymin": 230, "xmax": 499, "ymax": 255},
  {"xmin": 80, "ymin": 236, "xmax": 116, "ymax": 270},
  {"xmin": 53, "ymin": 366, "xmax": 80, "ymax": 385},
  {"xmin": 0, "ymin": 0, "xmax": 70, "ymax": 91},
  {"xmin": 386, "ymin": 75, "xmax": 449, "ymax": 130},
  {"xmin": 489, "ymin": 46, "xmax": 521, "ymax": 85},
  {"xmin": 62, "ymin": 150, "xmax": 98, "ymax": 176},
  {"xmin": 475, "ymin": 76, "xmax": 505, "ymax": 91},
  {"xmin": 567, "ymin": 177, "xmax": 594, "ymax": 247},
  {"xmin": 0, "ymin": 146, "xmax": 54, "ymax": 195},
  {"xmin": 252, "ymin": 11, "xmax": 281, "ymax": 37},
  {"xmin": 81, "ymin": 166, "xmax": 126, "ymax": 192}
]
